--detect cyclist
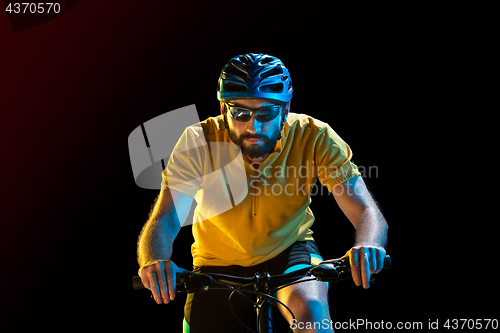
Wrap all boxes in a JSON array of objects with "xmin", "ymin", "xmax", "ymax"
[{"xmin": 137, "ymin": 53, "xmax": 388, "ymax": 333}]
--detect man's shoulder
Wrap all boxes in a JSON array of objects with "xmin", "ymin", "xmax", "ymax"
[
  {"xmin": 286, "ymin": 112, "xmax": 329, "ymax": 132},
  {"xmin": 186, "ymin": 115, "xmax": 226, "ymax": 138}
]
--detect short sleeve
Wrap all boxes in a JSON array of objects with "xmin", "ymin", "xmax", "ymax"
[
  {"xmin": 161, "ymin": 126, "xmax": 208, "ymax": 199},
  {"xmin": 314, "ymin": 124, "xmax": 361, "ymax": 191}
]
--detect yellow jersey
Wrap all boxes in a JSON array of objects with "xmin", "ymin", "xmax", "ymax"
[{"xmin": 162, "ymin": 112, "xmax": 360, "ymax": 267}]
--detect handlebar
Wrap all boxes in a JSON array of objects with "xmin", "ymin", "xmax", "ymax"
[{"xmin": 133, "ymin": 255, "xmax": 391, "ymax": 292}]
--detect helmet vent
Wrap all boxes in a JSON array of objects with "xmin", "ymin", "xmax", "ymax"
[
  {"xmin": 226, "ymin": 63, "xmax": 247, "ymax": 77},
  {"xmin": 260, "ymin": 66, "xmax": 282, "ymax": 79},
  {"xmin": 259, "ymin": 57, "xmax": 274, "ymax": 65},
  {"xmin": 259, "ymin": 83, "xmax": 284, "ymax": 93},
  {"xmin": 239, "ymin": 56, "xmax": 252, "ymax": 64},
  {"xmin": 224, "ymin": 81, "xmax": 247, "ymax": 92}
]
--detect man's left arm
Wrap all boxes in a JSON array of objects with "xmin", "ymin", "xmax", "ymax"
[{"xmin": 325, "ymin": 175, "xmax": 388, "ymax": 289}]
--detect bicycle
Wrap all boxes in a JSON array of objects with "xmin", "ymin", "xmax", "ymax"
[{"xmin": 133, "ymin": 255, "xmax": 391, "ymax": 333}]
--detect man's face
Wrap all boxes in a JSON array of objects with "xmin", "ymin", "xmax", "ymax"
[{"xmin": 222, "ymin": 99, "xmax": 289, "ymax": 159}]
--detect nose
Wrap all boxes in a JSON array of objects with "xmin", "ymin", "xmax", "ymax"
[{"xmin": 246, "ymin": 114, "xmax": 262, "ymax": 134}]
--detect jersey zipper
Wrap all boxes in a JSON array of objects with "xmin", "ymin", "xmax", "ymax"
[{"xmin": 252, "ymin": 168, "xmax": 258, "ymax": 217}]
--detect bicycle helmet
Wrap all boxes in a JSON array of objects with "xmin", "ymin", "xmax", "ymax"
[{"xmin": 217, "ymin": 53, "xmax": 293, "ymax": 103}]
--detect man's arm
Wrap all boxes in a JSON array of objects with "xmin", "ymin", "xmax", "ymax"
[
  {"xmin": 331, "ymin": 175, "xmax": 388, "ymax": 288},
  {"xmin": 137, "ymin": 187, "xmax": 193, "ymax": 303}
]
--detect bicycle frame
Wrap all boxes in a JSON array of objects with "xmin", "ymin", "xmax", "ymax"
[{"xmin": 133, "ymin": 255, "xmax": 391, "ymax": 333}]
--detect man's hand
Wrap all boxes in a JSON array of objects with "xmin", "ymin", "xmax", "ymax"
[
  {"xmin": 321, "ymin": 245, "xmax": 386, "ymax": 289},
  {"xmin": 139, "ymin": 260, "xmax": 183, "ymax": 304},
  {"xmin": 346, "ymin": 245, "xmax": 386, "ymax": 289}
]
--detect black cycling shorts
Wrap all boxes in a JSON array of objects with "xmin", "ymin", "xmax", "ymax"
[{"xmin": 183, "ymin": 240, "xmax": 324, "ymax": 333}]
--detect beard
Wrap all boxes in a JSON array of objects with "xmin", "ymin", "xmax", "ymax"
[{"xmin": 228, "ymin": 129, "xmax": 280, "ymax": 159}]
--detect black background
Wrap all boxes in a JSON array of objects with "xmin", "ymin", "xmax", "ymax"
[{"xmin": 0, "ymin": 1, "xmax": 495, "ymax": 331}]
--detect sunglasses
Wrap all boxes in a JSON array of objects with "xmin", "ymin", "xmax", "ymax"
[{"xmin": 225, "ymin": 102, "xmax": 284, "ymax": 123}]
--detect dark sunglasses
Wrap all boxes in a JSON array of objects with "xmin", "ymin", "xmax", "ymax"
[{"xmin": 225, "ymin": 102, "xmax": 284, "ymax": 123}]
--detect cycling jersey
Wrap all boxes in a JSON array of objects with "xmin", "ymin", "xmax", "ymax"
[{"xmin": 162, "ymin": 112, "xmax": 360, "ymax": 267}]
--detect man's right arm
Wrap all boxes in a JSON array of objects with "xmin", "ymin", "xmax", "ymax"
[{"xmin": 137, "ymin": 187, "xmax": 193, "ymax": 304}]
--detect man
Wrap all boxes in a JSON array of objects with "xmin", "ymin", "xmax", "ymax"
[{"xmin": 137, "ymin": 53, "xmax": 388, "ymax": 333}]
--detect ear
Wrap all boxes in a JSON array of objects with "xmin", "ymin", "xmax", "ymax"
[
  {"xmin": 220, "ymin": 102, "xmax": 225, "ymax": 116},
  {"xmin": 221, "ymin": 102, "xmax": 230, "ymax": 129},
  {"xmin": 283, "ymin": 102, "xmax": 290, "ymax": 120}
]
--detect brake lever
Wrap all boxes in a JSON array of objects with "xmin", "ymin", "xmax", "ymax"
[{"xmin": 177, "ymin": 272, "xmax": 213, "ymax": 292}]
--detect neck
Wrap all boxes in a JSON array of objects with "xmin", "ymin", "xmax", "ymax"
[{"xmin": 243, "ymin": 154, "xmax": 269, "ymax": 169}]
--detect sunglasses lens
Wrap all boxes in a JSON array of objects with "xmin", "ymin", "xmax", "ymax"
[
  {"xmin": 233, "ymin": 110, "xmax": 252, "ymax": 122},
  {"xmin": 255, "ymin": 113, "xmax": 276, "ymax": 122},
  {"xmin": 229, "ymin": 104, "xmax": 282, "ymax": 122}
]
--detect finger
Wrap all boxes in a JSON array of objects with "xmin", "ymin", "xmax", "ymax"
[
  {"xmin": 148, "ymin": 271, "xmax": 162, "ymax": 304},
  {"xmin": 360, "ymin": 249, "xmax": 371, "ymax": 289},
  {"xmin": 140, "ymin": 271, "xmax": 151, "ymax": 290},
  {"xmin": 369, "ymin": 247, "xmax": 377, "ymax": 275},
  {"xmin": 349, "ymin": 248, "xmax": 361, "ymax": 287},
  {"xmin": 319, "ymin": 256, "xmax": 344, "ymax": 265},
  {"xmin": 375, "ymin": 248, "xmax": 386, "ymax": 274},
  {"xmin": 164, "ymin": 261, "xmax": 176, "ymax": 301},
  {"xmin": 155, "ymin": 263, "xmax": 170, "ymax": 304}
]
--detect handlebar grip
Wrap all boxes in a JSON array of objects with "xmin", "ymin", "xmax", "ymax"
[
  {"xmin": 340, "ymin": 254, "xmax": 391, "ymax": 272},
  {"xmin": 384, "ymin": 255, "xmax": 391, "ymax": 269},
  {"xmin": 133, "ymin": 276, "xmax": 146, "ymax": 290},
  {"xmin": 343, "ymin": 254, "xmax": 391, "ymax": 270},
  {"xmin": 132, "ymin": 272, "xmax": 206, "ymax": 291}
]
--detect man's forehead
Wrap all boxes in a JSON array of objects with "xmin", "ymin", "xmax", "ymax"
[{"xmin": 229, "ymin": 99, "xmax": 279, "ymax": 108}]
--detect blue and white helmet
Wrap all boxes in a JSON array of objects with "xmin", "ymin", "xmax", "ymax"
[{"xmin": 217, "ymin": 53, "xmax": 293, "ymax": 103}]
